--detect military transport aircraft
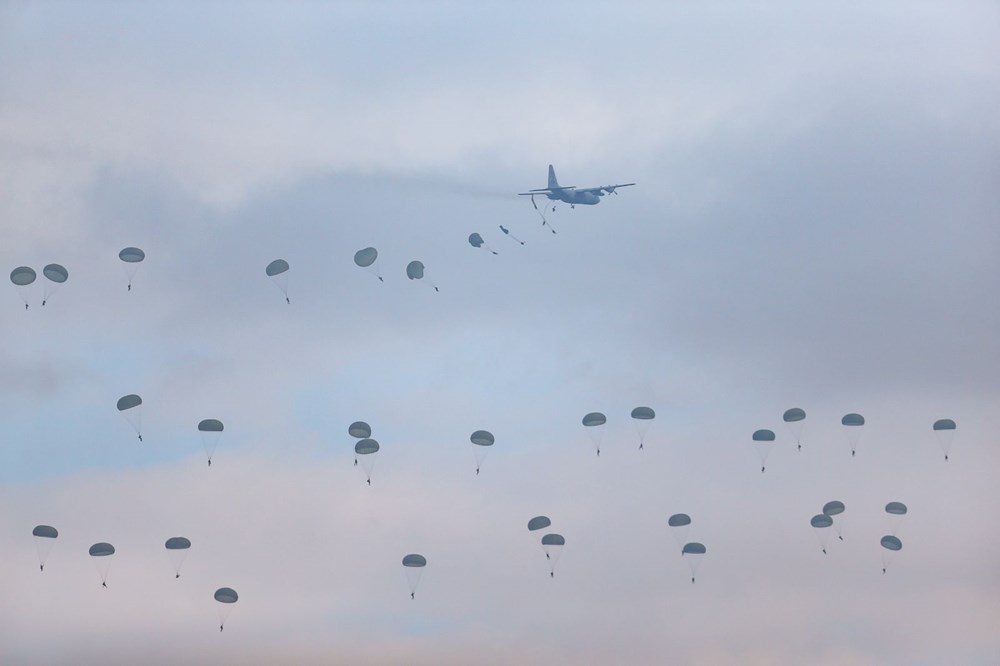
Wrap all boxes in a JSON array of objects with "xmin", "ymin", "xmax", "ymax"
[{"xmin": 518, "ymin": 165, "xmax": 635, "ymax": 208}]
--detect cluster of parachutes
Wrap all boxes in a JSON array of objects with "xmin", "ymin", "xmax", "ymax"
[
  {"xmin": 115, "ymin": 394, "xmax": 226, "ymax": 466},
  {"xmin": 581, "ymin": 406, "xmax": 656, "ymax": 456},
  {"xmin": 752, "ymin": 409, "xmax": 958, "ymax": 471},
  {"xmin": 9, "ymin": 264, "xmax": 69, "ymax": 309},
  {"xmin": 667, "ymin": 514, "xmax": 707, "ymax": 583},
  {"xmin": 806, "ymin": 500, "xmax": 908, "ymax": 572},
  {"xmin": 348, "ymin": 421, "xmax": 379, "ymax": 485},
  {"xmin": 809, "ymin": 501, "xmax": 846, "ymax": 554},
  {"xmin": 527, "ymin": 516, "xmax": 565, "ymax": 578}
]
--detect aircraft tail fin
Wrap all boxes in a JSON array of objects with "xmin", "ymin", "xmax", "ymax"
[{"xmin": 548, "ymin": 165, "xmax": 559, "ymax": 190}]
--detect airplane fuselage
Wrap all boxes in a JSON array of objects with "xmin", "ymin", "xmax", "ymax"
[{"xmin": 545, "ymin": 190, "xmax": 602, "ymax": 205}]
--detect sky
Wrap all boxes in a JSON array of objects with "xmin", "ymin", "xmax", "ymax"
[{"xmin": 1, "ymin": 1, "xmax": 999, "ymax": 664}]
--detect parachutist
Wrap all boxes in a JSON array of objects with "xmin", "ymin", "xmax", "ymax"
[
  {"xmin": 220, "ymin": 625, "xmax": 224, "ymax": 632},
  {"xmin": 838, "ymin": 536, "xmax": 844, "ymax": 541},
  {"xmin": 366, "ymin": 478, "xmax": 371, "ymax": 486},
  {"xmin": 127, "ymin": 284, "xmax": 131, "ymax": 291},
  {"xmin": 545, "ymin": 553, "xmax": 550, "ymax": 559},
  {"xmin": 378, "ymin": 277, "xmax": 384, "ymax": 282},
  {"xmin": 434, "ymin": 287, "xmax": 439, "ymax": 292},
  {"xmin": 639, "ymin": 443, "xmax": 644, "ymax": 450},
  {"xmin": 410, "ymin": 593, "xmax": 414, "ymax": 600},
  {"xmin": 42, "ymin": 300, "xmax": 46, "ymax": 306},
  {"xmin": 882, "ymin": 568, "xmax": 886, "ymax": 574},
  {"xmin": 354, "ymin": 459, "xmax": 358, "ymax": 466},
  {"xmin": 761, "ymin": 466, "xmax": 765, "ymax": 473},
  {"xmin": 208, "ymin": 459, "xmax": 212, "ymax": 467},
  {"xmin": 25, "ymin": 303, "xmax": 28, "ymax": 310},
  {"xmin": 851, "ymin": 450, "xmax": 855, "ymax": 457},
  {"xmin": 596, "ymin": 449, "xmax": 600, "ymax": 457},
  {"xmin": 945, "ymin": 455, "xmax": 949, "ymax": 461},
  {"xmin": 40, "ymin": 564, "xmax": 44, "ymax": 572},
  {"xmin": 102, "ymin": 582, "xmax": 107, "ymax": 588},
  {"xmin": 138, "ymin": 434, "xmax": 143, "ymax": 442},
  {"xmin": 691, "ymin": 577, "xmax": 695, "ymax": 583},
  {"xmin": 285, "ymin": 297, "xmax": 290, "ymax": 304},
  {"xmin": 476, "ymin": 467, "xmax": 479, "ymax": 475},
  {"xmin": 797, "ymin": 444, "xmax": 801, "ymax": 451},
  {"xmin": 550, "ymin": 571, "xmax": 554, "ymax": 578},
  {"xmin": 822, "ymin": 549, "xmax": 826, "ymax": 554},
  {"xmin": 176, "ymin": 574, "xmax": 180, "ymax": 579}
]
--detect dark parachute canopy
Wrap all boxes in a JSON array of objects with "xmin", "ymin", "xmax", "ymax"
[
  {"xmin": 348, "ymin": 421, "xmax": 372, "ymax": 439},
  {"xmin": 668, "ymin": 514, "xmax": 691, "ymax": 527},
  {"xmin": 582, "ymin": 412, "xmax": 607, "ymax": 455},
  {"xmin": 265, "ymin": 259, "xmax": 291, "ymax": 303},
  {"xmin": 165, "ymin": 537, "xmax": 191, "ymax": 550},
  {"xmin": 32, "ymin": 525, "xmax": 58, "ymax": 571},
  {"xmin": 682, "ymin": 542, "xmax": 706, "ymax": 555},
  {"xmin": 118, "ymin": 247, "xmax": 145, "ymax": 291},
  {"xmin": 841, "ymin": 413, "xmax": 865, "ymax": 456},
  {"xmin": 215, "ymin": 587, "xmax": 239, "ymax": 630},
  {"xmin": 117, "ymin": 394, "xmax": 142, "ymax": 411},
  {"xmin": 468, "ymin": 233, "xmax": 497, "ymax": 255},
  {"xmin": 540, "ymin": 534, "xmax": 565, "ymax": 577},
  {"xmin": 752, "ymin": 429, "xmax": 775, "ymax": 441},
  {"xmin": 681, "ymin": 542, "xmax": 707, "ymax": 583},
  {"xmin": 355, "ymin": 438, "xmax": 380, "ymax": 485},
  {"xmin": 41, "ymin": 264, "xmax": 69, "ymax": 305},
  {"xmin": 541, "ymin": 534, "xmax": 565, "ymax": 546},
  {"xmin": 90, "ymin": 542, "xmax": 115, "ymax": 586},
  {"xmin": 630, "ymin": 406, "xmax": 655, "ymax": 450},
  {"xmin": 354, "ymin": 247, "xmax": 383, "ymax": 281},
  {"xmin": 355, "ymin": 439, "xmax": 380, "ymax": 455},
  {"xmin": 527, "ymin": 516, "xmax": 551, "ymax": 532},
  {"xmin": 841, "ymin": 413, "xmax": 865, "ymax": 426},
  {"xmin": 165, "ymin": 537, "xmax": 191, "ymax": 578},
  {"xmin": 933, "ymin": 418, "xmax": 957, "ymax": 461},
  {"xmin": 402, "ymin": 554, "xmax": 427, "ymax": 598},
  {"xmin": 885, "ymin": 502, "xmax": 908, "ymax": 516},
  {"xmin": 198, "ymin": 419, "xmax": 224, "ymax": 466},
  {"xmin": 402, "ymin": 554, "xmax": 427, "ymax": 567},
  {"xmin": 783, "ymin": 408, "xmax": 806, "ymax": 423},
  {"xmin": 822, "ymin": 501, "xmax": 845, "ymax": 516},
  {"xmin": 470, "ymin": 430, "xmax": 495, "ymax": 447},
  {"xmin": 880, "ymin": 535, "xmax": 902, "ymax": 551},
  {"xmin": 810, "ymin": 514, "xmax": 833, "ymax": 528},
  {"xmin": 89, "ymin": 542, "xmax": 115, "ymax": 557},
  {"xmin": 10, "ymin": 266, "xmax": 36, "ymax": 308},
  {"xmin": 406, "ymin": 260, "xmax": 438, "ymax": 291},
  {"xmin": 752, "ymin": 429, "xmax": 776, "ymax": 473},
  {"xmin": 33, "ymin": 525, "xmax": 58, "ymax": 539},
  {"xmin": 117, "ymin": 394, "xmax": 143, "ymax": 441},
  {"xmin": 198, "ymin": 419, "xmax": 223, "ymax": 432}
]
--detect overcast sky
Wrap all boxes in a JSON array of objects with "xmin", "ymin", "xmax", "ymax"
[{"xmin": 2, "ymin": 2, "xmax": 999, "ymax": 664}]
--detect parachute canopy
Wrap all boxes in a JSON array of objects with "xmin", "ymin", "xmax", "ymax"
[
  {"xmin": 43, "ymin": 264, "xmax": 68, "ymax": 283},
  {"xmin": 353, "ymin": 247, "xmax": 378, "ymax": 268},
  {"xmin": 842, "ymin": 413, "xmax": 865, "ymax": 426},
  {"xmin": 348, "ymin": 421, "xmax": 372, "ymax": 439},
  {"xmin": 165, "ymin": 537, "xmax": 191, "ymax": 550},
  {"xmin": 885, "ymin": 502, "xmax": 908, "ymax": 515},
  {"xmin": 933, "ymin": 419, "xmax": 956, "ymax": 431},
  {"xmin": 880, "ymin": 535, "xmax": 902, "ymax": 551},
  {"xmin": 470, "ymin": 430, "xmax": 495, "ymax": 447},
  {"xmin": 198, "ymin": 419, "xmax": 223, "ymax": 432},
  {"xmin": 406, "ymin": 261, "xmax": 425, "ymax": 280},
  {"xmin": 402, "ymin": 554, "xmax": 426, "ymax": 568},
  {"xmin": 33, "ymin": 525, "xmax": 58, "ymax": 539},
  {"xmin": 810, "ymin": 514, "xmax": 833, "ymax": 528},
  {"xmin": 783, "ymin": 408, "xmax": 806, "ymax": 423},
  {"xmin": 10, "ymin": 266, "xmax": 36, "ymax": 286},
  {"xmin": 541, "ymin": 533, "xmax": 565, "ymax": 547},
  {"xmin": 582, "ymin": 412, "xmax": 606, "ymax": 427},
  {"xmin": 355, "ymin": 438, "xmax": 379, "ymax": 455},
  {"xmin": 118, "ymin": 247, "xmax": 145, "ymax": 263},
  {"xmin": 89, "ymin": 542, "xmax": 115, "ymax": 557},
  {"xmin": 468, "ymin": 233, "xmax": 484, "ymax": 248},
  {"xmin": 527, "ymin": 516, "xmax": 551, "ymax": 532},
  {"xmin": 631, "ymin": 406, "xmax": 655, "ymax": 420},
  {"xmin": 265, "ymin": 259, "xmax": 289, "ymax": 277},
  {"xmin": 214, "ymin": 587, "xmax": 238, "ymax": 603},
  {"xmin": 117, "ymin": 394, "xmax": 142, "ymax": 411},
  {"xmin": 668, "ymin": 513, "xmax": 691, "ymax": 527},
  {"xmin": 752, "ymin": 429, "xmax": 776, "ymax": 441},
  {"xmin": 822, "ymin": 501, "xmax": 845, "ymax": 516},
  {"xmin": 682, "ymin": 542, "xmax": 706, "ymax": 555}
]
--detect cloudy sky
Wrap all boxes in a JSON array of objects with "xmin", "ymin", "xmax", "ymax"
[{"xmin": 1, "ymin": 2, "xmax": 998, "ymax": 664}]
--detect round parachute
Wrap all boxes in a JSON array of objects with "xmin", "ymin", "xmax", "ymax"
[
  {"xmin": 165, "ymin": 537, "xmax": 191, "ymax": 577},
  {"xmin": 470, "ymin": 430, "xmax": 495, "ymax": 447},
  {"xmin": 667, "ymin": 513, "xmax": 691, "ymax": 552},
  {"xmin": 165, "ymin": 537, "xmax": 191, "ymax": 550},
  {"xmin": 841, "ymin": 413, "xmax": 865, "ymax": 426},
  {"xmin": 32, "ymin": 525, "xmax": 58, "ymax": 572},
  {"xmin": 932, "ymin": 418, "xmax": 957, "ymax": 460},
  {"xmin": 681, "ymin": 542, "xmax": 706, "ymax": 583},
  {"xmin": 355, "ymin": 439, "xmax": 380, "ymax": 455},
  {"xmin": 880, "ymin": 535, "xmax": 902, "ymax": 551},
  {"xmin": 355, "ymin": 438, "xmax": 380, "ymax": 484},
  {"xmin": 265, "ymin": 259, "xmax": 291, "ymax": 302},
  {"xmin": 198, "ymin": 419, "xmax": 223, "ymax": 432},
  {"xmin": 582, "ymin": 412, "xmax": 607, "ymax": 427},
  {"xmin": 822, "ymin": 501, "xmax": 845, "ymax": 517},
  {"xmin": 10, "ymin": 266, "xmax": 36, "ymax": 286},
  {"xmin": 540, "ymin": 534, "xmax": 565, "ymax": 577},
  {"xmin": 119, "ymin": 247, "xmax": 145, "ymax": 263},
  {"xmin": 933, "ymin": 419, "xmax": 956, "ymax": 431},
  {"xmin": 527, "ymin": 516, "xmax": 551, "ymax": 532},
  {"xmin": 682, "ymin": 542, "xmax": 706, "ymax": 555},
  {"xmin": 468, "ymin": 233, "xmax": 484, "ymax": 248},
  {"xmin": 348, "ymin": 421, "xmax": 372, "ymax": 439},
  {"xmin": 783, "ymin": 408, "xmax": 806, "ymax": 423},
  {"xmin": 541, "ymin": 534, "xmax": 565, "ymax": 546},
  {"xmin": 582, "ymin": 412, "xmax": 607, "ymax": 455},
  {"xmin": 215, "ymin": 587, "xmax": 238, "ymax": 603},
  {"xmin": 811, "ymin": 514, "xmax": 834, "ymax": 553},
  {"xmin": 406, "ymin": 261, "xmax": 425, "ymax": 280},
  {"xmin": 668, "ymin": 514, "xmax": 691, "ymax": 527},
  {"xmin": 89, "ymin": 542, "xmax": 115, "ymax": 586},
  {"xmin": 631, "ymin": 407, "xmax": 655, "ymax": 420},
  {"xmin": 117, "ymin": 394, "xmax": 143, "ymax": 441},
  {"xmin": 43, "ymin": 264, "xmax": 69, "ymax": 283},
  {"xmin": 402, "ymin": 554, "xmax": 426, "ymax": 598},
  {"xmin": 631, "ymin": 407, "xmax": 655, "ymax": 449},
  {"xmin": 752, "ymin": 429, "xmax": 775, "ymax": 441},
  {"xmin": 810, "ymin": 514, "xmax": 833, "ymax": 528},
  {"xmin": 885, "ymin": 502, "xmax": 907, "ymax": 515},
  {"xmin": 402, "ymin": 554, "xmax": 427, "ymax": 568},
  {"xmin": 752, "ymin": 429, "xmax": 776, "ymax": 472},
  {"xmin": 198, "ymin": 419, "xmax": 224, "ymax": 466},
  {"xmin": 354, "ymin": 247, "xmax": 378, "ymax": 268},
  {"xmin": 89, "ymin": 543, "xmax": 115, "ymax": 557},
  {"xmin": 841, "ymin": 413, "xmax": 865, "ymax": 456},
  {"xmin": 265, "ymin": 259, "xmax": 289, "ymax": 277},
  {"xmin": 33, "ymin": 525, "xmax": 58, "ymax": 539},
  {"xmin": 117, "ymin": 394, "xmax": 142, "ymax": 411}
]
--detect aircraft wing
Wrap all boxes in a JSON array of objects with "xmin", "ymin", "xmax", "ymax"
[
  {"xmin": 517, "ymin": 186, "xmax": 576, "ymax": 196},
  {"xmin": 574, "ymin": 183, "xmax": 636, "ymax": 195}
]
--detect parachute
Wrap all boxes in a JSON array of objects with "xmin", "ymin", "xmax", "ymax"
[
  {"xmin": 752, "ymin": 429, "xmax": 776, "ymax": 473},
  {"xmin": 406, "ymin": 260, "xmax": 438, "ymax": 292},
  {"xmin": 667, "ymin": 513, "xmax": 691, "ymax": 552},
  {"xmin": 165, "ymin": 537, "xmax": 191, "ymax": 578},
  {"xmin": 117, "ymin": 394, "xmax": 143, "ymax": 442},
  {"xmin": 468, "ymin": 233, "xmax": 498, "ymax": 255},
  {"xmin": 841, "ymin": 413, "xmax": 865, "ymax": 457},
  {"xmin": 10, "ymin": 266, "xmax": 36, "ymax": 309},
  {"xmin": 265, "ymin": 259, "xmax": 291, "ymax": 304},
  {"xmin": 214, "ymin": 587, "xmax": 238, "ymax": 630},
  {"xmin": 880, "ymin": 535, "xmax": 903, "ymax": 573},
  {"xmin": 932, "ymin": 418, "xmax": 957, "ymax": 461},
  {"xmin": 810, "ymin": 514, "xmax": 834, "ymax": 554},
  {"xmin": 885, "ymin": 501, "xmax": 908, "ymax": 535},
  {"xmin": 540, "ymin": 534, "xmax": 565, "ymax": 578},
  {"xmin": 89, "ymin": 542, "xmax": 115, "ymax": 587},
  {"xmin": 782, "ymin": 407, "xmax": 806, "ymax": 450},
  {"xmin": 118, "ymin": 247, "xmax": 145, "ymax": 291},
  {"xmin": 681, "ymin": 542, "xmax": 706, "ymax": 583},
  {"xmin": 630, "ymin": 406, "xmax": 655, "ymax": 450},
  {"xmin": 198, "ymin": 419, "xmax": 224, "ymax": 467},
  {"xmin": 41, "ymin": 263, "xmax": 68, "ymax": 306},
  {"xmin": 402, "ymin": 554, "xmax": 427, "ymax": 598},
  {"xmin": 582, "ymin": 412, "xmax": 607, "ymax": 456},
  {"xmin": 32, "ymin": 525, "xmax": 58, "ymax": 572},
  {"xmin": 499, "ymin": 225, "xmax": 525, "ymax": 245},
  {"xmin": 822, "ymin": 501, "xmax": 846, "ymax": 540},
  {"xmin": 355, "ymin": 438, "xmax": 380, "ymax": 485},
  {"xmin": 527, "ymin": 516, "xmax": 551, "ymax": 532},
  {"xmin": 470, "ymin": 429, "xmax": 495, "ymax": 475},
  {"xmin": 353, "ymin": 247, "xmax": 383, "ymax": 282},
  {"xmin": 348, "ymin": 421, "xmax": 372, "ymax": 439}
]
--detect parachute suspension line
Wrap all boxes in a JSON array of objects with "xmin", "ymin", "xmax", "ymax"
[{"xmin": 530, "ymin": 195, "xmax": 558, "ymax": 234}]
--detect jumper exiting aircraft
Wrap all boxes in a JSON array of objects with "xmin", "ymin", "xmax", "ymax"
[{"xmin": 519, "ymin": 165, "xmax": 635, "ymax": 208}]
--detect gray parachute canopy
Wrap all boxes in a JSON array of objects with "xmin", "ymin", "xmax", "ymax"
[
  {"xmin": 33, "ymin": 525, "xmax": 58, "ymax": 539},
  {"xmin": 885, "ymin": 502, "xmax": 908, "ymax": 515},
  {"xmin": 933, "ymin": 419, "xmax": 956, "ymax": 431},
  {"xmin": 214, "ymin": 587, "xmax": 238, "ymax": 603},
  {"xmin": 89, "ymin": 542, "xmax": 115, "ymax": 557},
  {"xmin": 822, "ymin": 501, "xmax": 845, "ymax": 516},
  {"xmin": 468, "ymin": 233, "xmax": 484, "ymax": 248},
  {"xmin": 354, "ymin": 247, "xmax": 378, "ymax": 268},
  {"xmin": 10, "ymin": 266, "xmax": 36, "ymax": 286},
  {"xmin": 117, "ymin": 394, "xmax": 142, "ymax": 411},
  {"xmin": 265, "ymin": 259, "xmax": 289, "ymax": 277},
  {"xmin": 43, "ymin": 264, "xmax": 69, "ymax": 283},
  {"xmin": 783, "ymin": 408, "xmax": 806, "ymax": 423},
  {"xmin": 668, "ymin": 514, "xmax": 691, "ymax": 527},
  {"xmin": 631, "ymin": 406, "xmax": 655, "ymax": 420},
  {"xmin": 527, "ymin": 516, "xmax": 551, "ymax": 531},
  {"xmin": 470, "ymin": 430, "xmax": 495, "ymax": 447},
  {"xmin": 541, "ymin": 533, "xmax": 565, "ymax": 546},
  {"xmin": 348, "ymin": 421, "xmax": 372, "ymax": 438},
  {"xmin": 841, "ymin": 413, "xmax": 865, "ymax": 426},
  {"xmin": 582, "ymin": 412, "xmax": 606, "ymax": 427},
  {"xmin": 198, "ymin": 419, "xmax": 224, "ymax": 432},
  {"xmin": 165, "ymin": 537, "xmax": 191, "ymax": 550},
  {"xmin": 682, "ymin": 542, "xmax": 706, "ymax": 555},
  {"xmin": 402, "ymin": 554, "xmax": 427, "ymax": 567},
  {"xmin": 406, "ymin": 261, "xmax": 425, "ymax": 280},
  {"xmin": 118, "ymin": 247, "xmax": 145, "ymax": 263},
  {"xmin": 880, "ymin": 535, "xmax": 902, "ymax": 551},
  {"xmin": 752, "ymin": 429, "xmax": 776, "ymax": 441},
  {"xmin": 810, "ymin": 514, "xmax": 833, "ymax": 528},
  {"xmin": 355, "ymin": 438, "xmax": 379, "ymax": 455}
]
